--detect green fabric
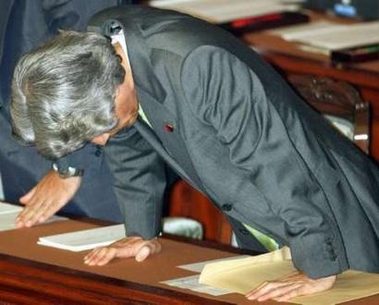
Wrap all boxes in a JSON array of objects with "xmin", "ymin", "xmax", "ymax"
[
  {"xmin": 244, "ymin": 224, "xmax": 279, "ymax": 252},
  {"xmin": 138, "ymin": 105, "xmax": 152, "ymax": 128}
]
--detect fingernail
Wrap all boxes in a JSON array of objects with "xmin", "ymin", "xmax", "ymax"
[{"xmin": 136, "ymin": 253, "xmax": 147, "ymax": 262}]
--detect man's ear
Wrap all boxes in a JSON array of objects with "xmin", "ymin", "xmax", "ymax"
[{"xmin": 91, "ymin": 133, "xmax": 110, "ymax": 146}]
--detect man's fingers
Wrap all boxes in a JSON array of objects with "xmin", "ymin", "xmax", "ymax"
[
  {"xmin": 275, "ymin": 286, "xmax": 305, "ymax": 302},
  {"xmin": 36, "ymin": 201, "xmax": 63, "ymax": 223},
  {"xmin": 84, "ymin": 248, "xmax": 117, "ymax": 266},
  {"xmin": 250, "ymin": 282, "xmax": 303, "ymax": 301},
  {"xmin": 16, "ymin": 170, "xmax": 82, "ymax": 228},
  {"xmin": 17, "ymin": 194, "xmax": 71, "ymax": 228},
  {"xmin": 17, "ymin": 188, "xmax": 49, "ymax": 227},
  {"xmin": 246, "ymin": 272, "xmax": 337, "ymax": 302},
  {"xmin": 16, "ymin": 204, "xmax": 47, "ymax": 227},
  {"xmin": 246, "ymin": 281, "xmax": 293, "ymax": 300},
  {"xmin": 83, "ymin": 237, "xmax": 162, "ymax": 266},
  {"xmin": 135, "ymin": 245, "xmax": 151, "ymax": 262}
]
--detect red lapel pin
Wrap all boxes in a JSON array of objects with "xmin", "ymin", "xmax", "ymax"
[{"xmin": 164, "ymin": 123, "xmax": 174, "ymax": 133}]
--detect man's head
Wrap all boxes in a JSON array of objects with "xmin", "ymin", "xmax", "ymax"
[{"xmin": 10, "ymin": 30, "xmax": 125, "ymax": 160}]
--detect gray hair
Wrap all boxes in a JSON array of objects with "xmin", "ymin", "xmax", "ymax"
[{"xmin": 10, "ymin": 30, "xmax": 125, "ymax": 160}]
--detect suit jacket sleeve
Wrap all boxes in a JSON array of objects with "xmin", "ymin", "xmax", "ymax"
[
  {"xmin": 104, "ymin": 123, "xmax": 167, "ymax": 239},
  {"xmin": 181, "ymin": 46, "xmax": 347, "ymax": 278}
]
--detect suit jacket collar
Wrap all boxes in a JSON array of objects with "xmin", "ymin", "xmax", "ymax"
[{"xmin": 95, "ymin": 16, "xmax": 167, "ymax": 105}]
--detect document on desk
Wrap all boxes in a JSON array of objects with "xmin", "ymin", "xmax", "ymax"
[
  {"xmin": 178, "ymin": 254, "xmax": 251, "ymax": 273},
  {"xmin": 0, "ymin": 201, "xmax": 67, "ymax": 231},
  {"xmin": 149, "ymin": 0, "xmax": 301, "ymax": 23},
  {"xmin": 38, "ymin": 224, "xmax": 125, "ymax": 252},
  {"xmin": 161, "ymin": 274, "xmax": 232, "ymax": 296},
  {"xmin": 0, "ymin": 201, "xmax": 22, "ymax": 214},
  {"xmin": 273, "ymin": 20, "xmax": 379, "ymax": 51},
  {"xmin": 199, "ymin": 247, "xmax": 379, "ymax": 305},
  {"xmin": 160, "ymin": 255, "xmax": 250, "ymax": 296}
]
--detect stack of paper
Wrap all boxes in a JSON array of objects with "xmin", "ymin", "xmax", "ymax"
[
  {"xmin": 0, "ymin": 201, "xmax": 23, "ymax": 214},
  {"xmin": 161, "ymin": 255, "xmax": 250, "ymax": 296},
  {"xmin": 0, "ymin": 202, "xmax": 24, "ymax": 231},
  {"xmin": 38, "ymin": 224, "xmax": 125, "ymax": 252},
  {"xmin": 0, "ymin": 202, "xmax": 22, "ymax": 231},
  {"xmin": 149, "ymin": 0, "xmax": 301, "ymax": 23},
  {"xmin": 273, "ymin": 20, "xmax": 379, "ymax": 51}
]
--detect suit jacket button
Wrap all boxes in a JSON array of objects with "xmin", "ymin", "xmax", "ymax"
[
  {"xmin": 222, "ymin": 204, "xmax": 232, "ymax": 211},
  {"xmin": 164, "ymin": 123, "xmax": 174, "ymax": 133},
  {"xmin": 328, "ymin": 248, "xmax": 337, "ymax": 261},
  {"xmin": 95, "ymin": 147, "xmax": 102, "ymax": 156}
]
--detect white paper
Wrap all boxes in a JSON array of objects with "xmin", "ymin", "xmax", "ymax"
[
  {"xmin": 0, "ymin": 210, "xmax": 21, "ymax": 231},
  {"xmin": 149, "ymin": 0, "xmax": 300, "ymax": 23},
  {"xmin": 0, "ymin": 202, "xmax": 23, "ymax": 214},
  {"xmin": 278, "ymin": 20, "xmax": 379, "ymax": 50},
  {"xmin": 0, "ymin": 201, "xmax": 67, "ymax": 231},
  {"xmin": 270, "ymin": 20, "xmax": 342, "ymax": 40},
  {"xmin": 160, "ymin": 255, "xmax": 250, "ymax": 296},
  {"xmin": 38, "ymin": 224, "xmax": 125, "ymax": 252},
  {"xmin": 161, "ymin": 274, "xmax": 232, "ymax": 296},
  {"xmin": 178, "ymin": 255, "xmax": 250, "ymax": 273},
  {"xmin": 0, "ymin": 174, "xmax": 4, "ymax": 201}
]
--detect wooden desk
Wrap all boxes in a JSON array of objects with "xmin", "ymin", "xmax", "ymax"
[
  {"xmin": 0, "ymin": 219, "xmax": 378, "ymax": 304},
  {"xmin": 241, "ymin": 12, "xmax": 379, "ymax": 162},
  {"xmin": 0, "ymin": 219, "xmax": 264, "ymax": 304}
]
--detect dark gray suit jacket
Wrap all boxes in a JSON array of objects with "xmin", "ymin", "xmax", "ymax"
[{"xmin": 88, "ymin": 5, "xmax": 379, "ymax": 279}]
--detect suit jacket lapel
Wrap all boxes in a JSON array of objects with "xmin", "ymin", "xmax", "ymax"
[
  {"xmin": 95, "ymin": 14, "xmax": 205, "ymax": 192},
  {"xmin": 125, "ymin": 24, "xmax": 204, "ymax": 190},
  {"xmin": 134, "ymin": 118, "xmax": 200, "ymax": 189}
]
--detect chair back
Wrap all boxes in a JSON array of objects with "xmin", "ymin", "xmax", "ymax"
[{"xmin": 288, "ymin": 74, "xmax": 370, "ymax": 154}]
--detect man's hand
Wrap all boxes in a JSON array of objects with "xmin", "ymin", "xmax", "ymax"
[
  {"xmin": 84, "ymin": 236, "xmax": 161, "ymax": 266},
  {"xmin": 16, "ymin": 170, "xmax": 82, "ymax": 228},
  {"xmin": 245, "ymin": 271, "xmax": 336, "ymax": 302}
]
